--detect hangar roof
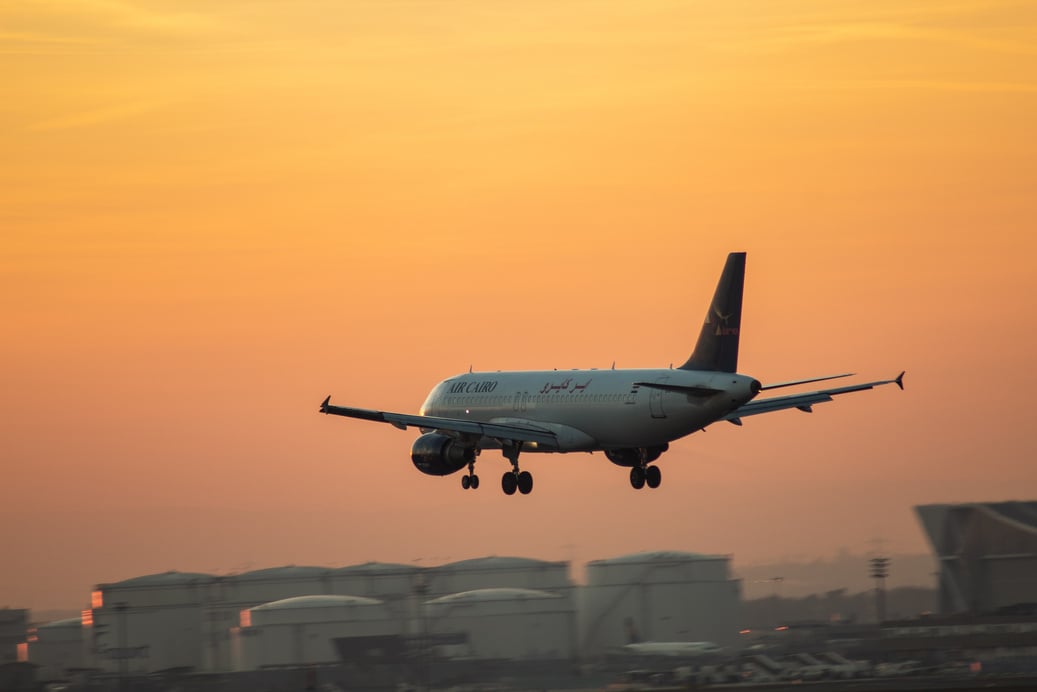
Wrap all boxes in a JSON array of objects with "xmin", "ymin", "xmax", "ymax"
[
  {"xmin": 105, "ymin": 571, "xmax": 214, "ymax": 588},
  {"xmin": 437, "ymin": 556, "xmax": 561, "ymax": 570},
  {"xmin": 334, "ymin": 561, "xmax": 422, "ymax": 574},
  {"xmin": 589, "ymin": 550, "xmax": 724, "ymax": 565},
  {"xmin": 426, "ymin": 587, "xmax": 561, "ymax": 604},
  {"xmin": 251, "ymin": 595, "xmax": 383, "ymax": 610},
  {"xmin": 234, "ymin": 565, "xmax": 330, "ymax": 581},
  {"xmin": 39, "ymin": 617, "xmax": 82, "ymax": 629}
]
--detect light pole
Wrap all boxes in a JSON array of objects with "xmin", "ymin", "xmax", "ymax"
[
  {"xmin": 412, "ymin": 574, "xmax": 430, "ymax": 692},
  {"xmin": 869, "ymin": 557, "xmax": 890, "ymax": 623},
  {"xmin": 115, "ymin": 602, "xmax": 128, "ymax": 692}
]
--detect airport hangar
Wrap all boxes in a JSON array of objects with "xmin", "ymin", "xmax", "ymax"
[
  {"xmin": 22, "ymin": 552, "xmax": 741, "ymax": 675},
  {"xmin": 23, "ymin": 500, "xmax": 1037, "ymax": 677}
]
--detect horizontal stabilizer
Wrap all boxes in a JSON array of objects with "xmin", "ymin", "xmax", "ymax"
[
  {"xmin": 760, "ymin": 373, "xmax": 854, "ymax": 391},
  {"xmin": 722, "ymin": 372, "xmax": 905, "ymax": 422}
]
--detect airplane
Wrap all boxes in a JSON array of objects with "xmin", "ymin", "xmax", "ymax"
[
  {"xmin": 620, "ymin": 641, "xmax": 724, "ymax": 658},
  {"xmin": 320, "ymin": 252, "xmax": 904, "ymax": 495}
]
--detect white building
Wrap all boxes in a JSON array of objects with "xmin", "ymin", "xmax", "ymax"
[
  {"xmin": 90, "ymin": 571, "xmax": 214, "ymax": 674},
  {"xmin": 330, "ymin": 562, "xmax": 427, "ymax": 636},
  {"xmin": 429, "ymin": 557, "xmax": 572, "ymax": 600},
  {"xmin": 330, "ymin": 562, "xmax": 424, "ymax": 601},
  {"xmin": 204, "ymin": 565, "xmax": 335, "ymax": 670},
  {"xmin": 231, "ymin": 595, "xmax": 396, "ymax": 670},
  {"xmin": 83, "ymin": 550, "xmax": 743, "ymax": 670},
  {"xmin": 580, "ymin": 551, "xmax": 741, "ymax": 654},
  {"xmin": 425, "ymin": 588, "xmax": 576, "ymax": 661},
  {"xmin": 25, "ymin": 617, "xmax": 85, "ymax": 681}
]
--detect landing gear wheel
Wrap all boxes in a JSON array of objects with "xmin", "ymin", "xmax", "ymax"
[
  {"xmin": 645, "ymin": 465, "xmax": 661, "ymax": 489},
  {"xmin": 470, "ymin": 474, "xmax": 479, "ymax": 490},
  {"xmin": 461, "ymin": 475, "xmax": 471, "ymax": 490},
  {"xmin": 502, "ymin": 472, "xmax": 518, "ymax": 495},
  {"xmin": 630, "ymin": 466, "xmax": 646, "ymax": 489},
  {"xmin": 517, "ymin": 471, "xmax": 533, "ymax": 495}
]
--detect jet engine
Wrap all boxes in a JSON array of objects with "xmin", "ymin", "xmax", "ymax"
[
  {"xmin": 410, "ymin": 433, "xmax": 474, "ymax": 476},
  {"xmin": 604, "ymin": 444, "xmax": 668, "ymax": 467}
]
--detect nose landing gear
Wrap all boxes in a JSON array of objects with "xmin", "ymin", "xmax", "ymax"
[{"xmin": 460, "ymin": 460, "xmax": 479, "ymax": 490}]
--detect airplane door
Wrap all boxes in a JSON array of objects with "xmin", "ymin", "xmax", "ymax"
[
  {"xmin": 513, "ymin": 392, "xmax": 528, "ymax": 413},
  {"xmin": 649, "ymin": 377, "xmax": 668, "ymax": 418}
]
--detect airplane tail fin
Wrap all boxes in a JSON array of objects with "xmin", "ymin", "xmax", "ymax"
[{"xmin": 678, "ymin": 252, "xmax": 746, "ymax": 373}]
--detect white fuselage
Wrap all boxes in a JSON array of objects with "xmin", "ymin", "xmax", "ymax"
[
  {"xmin": 623, "ymin": 641, "xmax": 723, "ymax": 657},
  {"xmin": 420, "ymin": 368, "xmax": 759, "ymax": 453}
]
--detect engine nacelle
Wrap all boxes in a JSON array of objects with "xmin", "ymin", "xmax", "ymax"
[
  {"xmin": 604, "ymin": 445, "xmax": 668, "ymax": 467},
  {"xmin": 410, "ymin": 433, "xmax": 474, "ymax": 476}
]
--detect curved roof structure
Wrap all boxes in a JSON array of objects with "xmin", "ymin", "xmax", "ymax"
[
  {"xmin": 589, "ymin": 550, "xmax": 723, "ymax": 566},
  {"xmin": 426, "ymin": 587, "xmax": 561, "ymax": 605},
  {"xmin": 251, "ymin": 594, "xmax": 383, "ymax": 611},
  {"xmin": 39, "ymin": 617, "xmax": 82, "ymax": 629},
  {"xmin": 106, "ymin": 571, "xmax": 214, "ymax": 588},
  {"xmin": 334, "ymin": 561, "xmax": 423, "ymax": 574},
  {"xmin": 234, "ymin": 565, "xmax": 330, "ymax": 581},
  {"xmin": 437, "ymin": 556, "xmax": 561, "ymax": 570}
]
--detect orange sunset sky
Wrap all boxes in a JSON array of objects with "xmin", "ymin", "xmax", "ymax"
[{"xmin": 3, "ymin": 0, "xmax": 1036, "ymax": 612}]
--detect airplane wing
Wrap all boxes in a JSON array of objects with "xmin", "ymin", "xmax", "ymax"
[
  {"xmin": 722, "ymin": 372, "xmax": 904, "ymax": 425},
  {"xmin": 319, "ymin": 397, "xmax": 558, "ymax": 446}
]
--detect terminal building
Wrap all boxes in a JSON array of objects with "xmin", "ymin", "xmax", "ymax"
[{"xmin": 916, "ymin": 501, "xmax": 1037, "ymax": 615}]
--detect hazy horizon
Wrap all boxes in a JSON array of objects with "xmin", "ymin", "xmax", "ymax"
[
  {"xmin": 5, "ymin": 502, "xmax": 938, "ymax": 612},
  {"xmin": 4, "ymin": 1, "xmax": 1036, "ymax": 619}
]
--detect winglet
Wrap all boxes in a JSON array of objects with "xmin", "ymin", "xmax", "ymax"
[
  {"xmin": 320, "ymin": 395, "xmax": 331, "ymax": 413},
  {"xmin": 895, "ymin": 371, "xmax": 905, "ymax": 390}
]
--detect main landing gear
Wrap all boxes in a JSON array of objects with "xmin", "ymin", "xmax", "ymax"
[
  {"xmin": 629, "ymin": 464, "xmax": 662, "ymax": 490},
  {"xmin": 500, "ymin": 442, "xmax": 533, "ymax": 496},
  {"xmin": 501, "ymin": 470, "xmax": 533, "ymax": 495},
  {"xmin": 629, "ymin": 448, "xmax": 662, "ymax": 490}
]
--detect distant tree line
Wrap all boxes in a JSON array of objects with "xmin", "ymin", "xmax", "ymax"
[{"xmin": 741, "ymin": 586, "xmax": 937, "ymax": 628}]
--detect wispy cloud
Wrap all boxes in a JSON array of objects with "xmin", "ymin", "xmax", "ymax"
[
  {"xmin": 796, "ymin": 78, "xmax": 1037, "ymax": 94},
  {"xmin": 69, "ymin": 0, "xmax": 218, "ymax": 34},
  {"xmin": 0, "ymin": 0, "xmax": 223, "ymax": 54},
  {"xmin": 781, "ymin": 21, "xmax": 1037, "ymax": 56},
  {"xmin": 27, "ymin": 99, "xmax": 175, "ymax": 132},
  {"xmin": 0, "ymin": 31, "xmax": 101, "ymax": 47}
]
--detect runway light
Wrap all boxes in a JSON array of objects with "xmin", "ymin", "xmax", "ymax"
[
  {"xmin": 775, "ymin": 625, "xmax": 789, "ymax": 631},
  {"xmin": 739, "ymin": 629, "xmax": 752, "ymax": 635}
]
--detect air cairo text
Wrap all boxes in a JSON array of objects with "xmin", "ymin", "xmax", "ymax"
[{"xmin": 449, "ymin": 380, "xmax": 499, "ymax": 394}]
